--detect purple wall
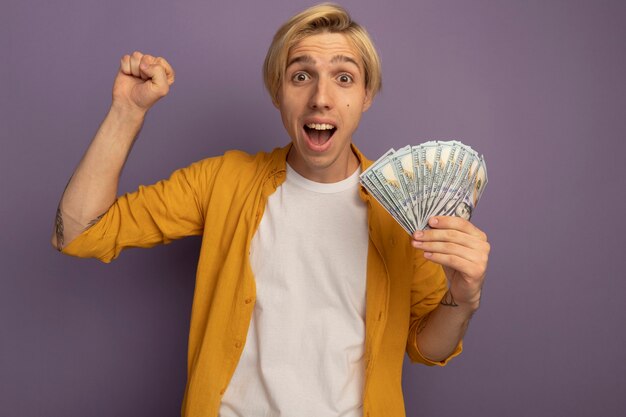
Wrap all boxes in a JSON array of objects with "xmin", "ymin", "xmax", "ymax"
[{"xmin": 2, "ymin": 0, "xmax": 625, "ymax": 416}]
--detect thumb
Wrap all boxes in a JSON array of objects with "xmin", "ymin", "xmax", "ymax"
[{"xmin": 140, "ymin": 62, "xmax": 169, "ymax": 97}]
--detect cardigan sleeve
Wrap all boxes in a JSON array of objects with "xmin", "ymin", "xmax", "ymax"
[{"xmin": 61, "ymin": 156, "xmax": 222, "ymax": 263}]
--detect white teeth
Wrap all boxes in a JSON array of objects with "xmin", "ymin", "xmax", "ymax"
[{"xmin": 306, "ymin": 123, "xmax": 335, "ymax": 130}]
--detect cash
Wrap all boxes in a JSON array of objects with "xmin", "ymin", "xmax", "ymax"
[{"xmin": 360, "ymin": 141, "xmax": 488, "ymax": 234}]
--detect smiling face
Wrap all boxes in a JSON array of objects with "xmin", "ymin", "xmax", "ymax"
[{"xmin": 277, "ymin": 32, "xmax": 372, "ymax": 183}]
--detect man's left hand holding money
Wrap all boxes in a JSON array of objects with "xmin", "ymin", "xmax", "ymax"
[{"xmin": 410, "ymin": 216, "xmax": 490, "ymax": 362}]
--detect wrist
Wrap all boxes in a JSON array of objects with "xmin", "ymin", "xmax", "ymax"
[
  {"xmin": 441, "ymin": 288, "xmax": 480, "ymax": 315},
  {"xmin": 109, "ymin": 101, "xmax": 148, "ymax": 123}
]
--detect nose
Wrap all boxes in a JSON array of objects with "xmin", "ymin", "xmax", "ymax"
[{"xmin": 308, "ymin": 78, "xmax": 333, "ymax": 110}]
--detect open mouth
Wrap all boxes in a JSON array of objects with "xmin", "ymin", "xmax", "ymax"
[{"xmin": 304, "ymin": 123, "xmax": 337, "ymax": 147}]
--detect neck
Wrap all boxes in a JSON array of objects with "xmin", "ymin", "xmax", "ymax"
[{"xmin": 287, "ymin": 145, "xmax": 360, "ymax": 183}]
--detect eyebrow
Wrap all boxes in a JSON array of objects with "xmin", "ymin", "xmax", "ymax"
[
  {"xmin": 286, "ymin": 54, "xmax": 360, "ymax": 69},
  {"xmin": 331, "ymin": 55, "xmax": 360, "ymax": 68}
]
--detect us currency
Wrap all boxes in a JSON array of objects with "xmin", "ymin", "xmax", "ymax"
[
  {"xmin": 430, "ymin": 144, "xmax": 475, "ymax": 218},
  {"xmin": 441, "ymin": 155, "xmax": 487, "ymax": 220},
  {"xmin": 361, "ymin": 141, "xmax": 487, "ymax": 233},
  {"xmin": 438, "ymin": 154, "xmax": 480, "ymax": 219},
  {"xmin": 417, "ymin": 142, "xmax": 437, "ymax": 229},
  {"xmin": 427, "ymin": 142, "xmax": 459, "ymax": 226},
  {"xmin": 390, "ymin": 146, "xmax": 419, "ymax": 228},
  {"xmin": 420, "ymin": 142, "xmax": 439, "ymax": 229},
  {"xmin": 433, "ymin": 143, "xmax": 467, "ymax": 216},
  {"xmin": 361, "ymin": 149, "xmax": 415, "ymax": 233},
  {"xmin": 372, "ymin": 160, "xmax": 416, "ymax": 231}
]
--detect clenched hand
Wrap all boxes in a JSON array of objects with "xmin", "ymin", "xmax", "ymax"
[{"xmin": 112, "ymin": 51, "xmax": 175, "ymax": 113}]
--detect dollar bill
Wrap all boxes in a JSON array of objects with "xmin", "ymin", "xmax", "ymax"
[
  {"xmin": 390, "ymin": 145, "xmax": 419, "ymax": 227},
  {"xmin": 360, "ymin": 141, "xmax": 488, "ymax": 234},
  {"xmin": 361, "ymin": 149, "xmax": 416, "ymax": 233},
  {"xmin": 373, "ymin": 159, "xmax": 416, "ymax": 231}
]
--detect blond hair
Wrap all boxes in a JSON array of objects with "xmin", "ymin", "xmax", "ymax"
[{"xmin": 263, "ymin": 3, "xmax": 382, "ymax": 106}]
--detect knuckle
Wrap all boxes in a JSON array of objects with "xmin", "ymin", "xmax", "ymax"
[
  {"xmin": 480, "ymin": 253, "xmax": 489, "ymax": 266},
  {"xmin": 470, "ymin": 265, "xmax": 483, "ymax": 279},
  {"xmin": 427, "ymin": 242, "xmax": 439, "ymax": 252},
  {"xmin": 450, "ymin": 216, "xmax": 464, "ymax": 227},
  {"xmin": 444, "ymin": 229, "xmax": 456, "ymax": 241},
  {"xmin": 478, "ymin": 259, "xmax": 488, "ymax": 274},
  {"xmin": 480, "ymin": 255, "xmax": 489, "ymax": 268},
  {"xmin": 455, "ymin": 259, "xmax": 467, "ymax": 272}
]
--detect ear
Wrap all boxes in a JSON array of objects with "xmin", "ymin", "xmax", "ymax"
[
  {"xmin": 273, "ymin": 92, "xmax": 281, "ymax": 109},
  {"xmin": 362, "ymin": 91, "xmax": 373, "ymax": 112}
]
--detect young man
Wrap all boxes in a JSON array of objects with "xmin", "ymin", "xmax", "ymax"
[{"xmin": 52, "ymin": 4, "xmax": 490, "ymax": 417}]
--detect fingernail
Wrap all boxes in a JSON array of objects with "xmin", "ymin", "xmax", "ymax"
[
  {"xmin": 429, "ymin": 217, "xmax": 439, "ymax": 226},
  {"xmin": 413, "ymin": 231, "xmax": 423, "ymax": 238},
  {"xmin": 412, "ymin": 240, "xmax": 423, "ymax": 247},
  {"xmin": 424, "ymin": 252, "xmax": 433, "ymax": 258}
]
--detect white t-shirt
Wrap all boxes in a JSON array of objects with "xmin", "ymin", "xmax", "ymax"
[{"xmin": 219, "ymin": 164, "xmax": 369, "ymax": 417}]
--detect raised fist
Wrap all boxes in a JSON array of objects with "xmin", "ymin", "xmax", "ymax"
[{"xmin": 112, "ymin": 51, "xmax": 175, "ymax": 112}]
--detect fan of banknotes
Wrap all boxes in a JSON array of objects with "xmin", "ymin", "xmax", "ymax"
[{"xmin": 360, "ymin": 141, "xmax": 488, "ymax": 234}]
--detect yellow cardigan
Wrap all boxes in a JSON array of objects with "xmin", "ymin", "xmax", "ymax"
[{"xmin": 63, "ymin": 144, "xmax": 461, "ymax": 417}]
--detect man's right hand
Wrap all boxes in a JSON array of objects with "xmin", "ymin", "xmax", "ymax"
[
  {"xmin": 51, "ymin": 52, "xmax": 175, "ymax": 251},
  {"xmin": 112, "ymin": 51, "xmax": 175, "ymax": 113}
]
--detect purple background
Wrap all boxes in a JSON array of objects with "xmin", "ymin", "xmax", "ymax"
[{"xmin": 2, "ymin": 0, "xmax": 625, "ymax": 416}]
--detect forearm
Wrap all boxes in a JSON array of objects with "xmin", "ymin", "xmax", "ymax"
[
  {"xmin": 415, "ymin": 289, "xmax": 478, "ymax": 362},
  {"xmin": 52, "ymin": 104, "xmax": 146, "ymax": 250}
]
